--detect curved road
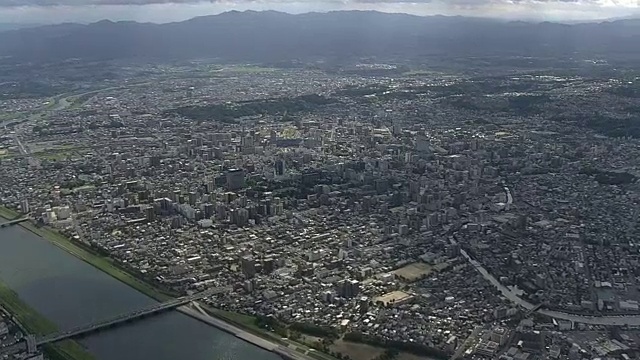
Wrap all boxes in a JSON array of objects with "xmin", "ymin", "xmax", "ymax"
[{"xmin": 461, "ymin": 249, "xmax": 640, "ymax": 326}]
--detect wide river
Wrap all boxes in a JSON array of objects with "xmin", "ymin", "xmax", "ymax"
[{"xmin": 0, "ymin": 224, "xmax": 281, "ymax": 360}]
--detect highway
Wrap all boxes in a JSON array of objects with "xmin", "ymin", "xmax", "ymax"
[
  {"xmin": 461, "ymin": 249, "xmax": 640, "ymax": 326},
  {"xmin": 37, "ymin": 287, "xmax": 231, "ymax": 345}
]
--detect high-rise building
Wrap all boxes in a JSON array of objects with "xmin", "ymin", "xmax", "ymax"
[
  {"xmin": 171, "ymin": 190, "xmax": 181, "ymax": 203},
  {"xmin": 204, "ymin": 179, "xmax": 216, "ymax": 194},
  {"xmin": 416, "ymin": 134, "xmax": 430, "ymax": 153},
  {"xmin": 20, "ymin": 199, "xmax": 29, "ymax": 214},
  {"xmin": 241, "ymin": 255, "xmax": 256, "ymax": 278},
  {"xmin": 204, "ymin": 203, "xmax": 214, "ymax": 218},
  {"xmin": 232, "ymin": 208, "xmax": 249, "ymax": 226},
  {"xmin": 215, "ymin": 203, "xmax": 227, "ymax": 220},
  {"xmin": 241, "ymin": 135, "xmax": 255, "ymax": 155},
  {"xmin": 274, "ymin": 159, "xmax": 286, "ymax": 176},
  {"xmin": 262, "ymin": 257, "xmax": 275, "ymax": 274},
  {"xmin": 150, "ymin": 156, "xmax": 161, "ymax": 167},
  {"xmin": 336, "ymin": 279, "xmax": 360, "ymax": 298},
  {"xmin": 226, "ymin": 169, "xmax": 245, "ymax": 191},
  {"xmin": 322, "ymin": 291, "xmax": 335, "ymax": 303},
  {"xmin": 145, "ymin": 206, "xmax": 156, "ymax": 222}
]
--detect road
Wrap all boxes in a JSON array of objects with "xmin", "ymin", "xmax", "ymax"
[
  {"xmin": 451, "ymin": 326, "xmax": 481, "ymax": 360},
  {"xmin": 13, "ymin": 134, "xmax": 28, "ymax": 156},
  {"xmin": 461, "ymin": 249, "xmax": 640, "ymax": 326},
  {"xmin": 182, "ymin": 302, "xmax": 322, "ymax": 360},
  {"xmin": 8, "ymin": 81, "xmax": 156, "ymax": 161}
]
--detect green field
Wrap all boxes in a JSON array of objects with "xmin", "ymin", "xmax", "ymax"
[
  {"xmin": 0, "ymin": 281, "xmax": 95, "ymax": 360},
  {"xmin": 204, "ymin": 307, "xmax": 339, "ymax": 360},
  {"xmin": 33, "ymin": 150, "xmax": 75, "ymax": 161},
  {"xmin": 0, "ymin": 205, "xmax": 19, "ymax": 218},
  {"xmin": 208, "ymin": 308, "xmax": 260, "ymax": 330},
  {"xmin": 222, "ymin": 65, "xmax": 279, "ymax": 74}
]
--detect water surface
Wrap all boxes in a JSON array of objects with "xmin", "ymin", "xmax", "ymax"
[{"xmin": 0, "ymin": 225, "xmax": 280, "ymax": 360}]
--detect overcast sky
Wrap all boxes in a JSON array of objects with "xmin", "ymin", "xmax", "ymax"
[{"xmin": 0, "ymin": 0, "xmax": 638, "ymax": 24}]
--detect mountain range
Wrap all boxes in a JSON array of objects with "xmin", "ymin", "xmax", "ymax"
[{"xmin": 0, "ymin": 10, "xmax": 639, "ymax": 63}]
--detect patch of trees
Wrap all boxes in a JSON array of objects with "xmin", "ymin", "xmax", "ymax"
[
  {"xmin": 289, "ymin": 322, "xmax": 339, "ymax": 339},
  {"xmin": 254, "ymin": 315, "xmax": 288, "ymax": 337},
  {"xmin": 169, "ymin": 94, "xmax": 338, "ymax": 123},
  {"xmin": 552, "ymin": 112, "xmax": 640, "ymax": 139},
  {"xmin": 343, "ymin": 332, "xmax": 449, "ymax": 360},
  {"xmin": 585, "ymin": 114, "xmax": 640, "ymax": 138},
  {"xmin": 0, "ymin": 81, "xmax": 65, "ymax": 99},
  {"xmin": 335, "ymin": 85, "xmax": 389, "ymax": 97},
  {"xmin": 86, "ymin": 120, "xmax": 124, "ymax": 130},
  {"xmin": 507, "ymin": 94, "xmax": 548, "ymax": 115},
  {"xmin": 607, "ymin": 84, "xmax": 640, "ymax": 98},
  {"xmin": 372, "ymin": 349, "xmax": 399, "ymax": 360},
  {"xmin": 580, "ymin": 167, "xmax": 637, "ymax": 185}
]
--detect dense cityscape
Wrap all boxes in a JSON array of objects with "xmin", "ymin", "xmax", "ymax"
[{"xmin": 1, "ymin": 24, "xmax": 640, "ymax": 360}]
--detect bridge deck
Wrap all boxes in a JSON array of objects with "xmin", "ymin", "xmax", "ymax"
[
  {"xmin": 36, "ymin": 286, "xmax": 230, "ymax": 345},
  {"xmin": 0, "ymin": 218, "xmax": 29, "ymax": 228}
]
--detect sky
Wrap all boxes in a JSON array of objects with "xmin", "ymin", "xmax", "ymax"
[{"xmin": 0, "ymin": 0, "xmax": 638, "ymax": 24}]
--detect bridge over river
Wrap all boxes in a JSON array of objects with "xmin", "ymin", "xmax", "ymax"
[
  {"xmin": 36, "ymin": 286, "xmax": 232, "ymax": 346},
  {"xmin": 0, "ymin": 217, "xmax": 29, "ymax": 228}
]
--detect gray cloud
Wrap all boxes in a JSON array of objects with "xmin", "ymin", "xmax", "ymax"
[
  {"xmin": 0, "ymin": 0, "xmax": 636, "ymax": 25},
  {"xmin": 0, "ymin": 0, "xmax": 216, "ymax": 6},
  {"xmin": 0, "ymin": 0, "xmax": 611, "ymax": 6}
]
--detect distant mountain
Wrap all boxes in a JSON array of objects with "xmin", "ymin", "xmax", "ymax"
[
  {"xmin": 1, "ymin": 11, "xmax": 639, "ymax": 63},
  {"xmin": 0, "ymin": 23, "xmax": 41, "ymax": 32}
]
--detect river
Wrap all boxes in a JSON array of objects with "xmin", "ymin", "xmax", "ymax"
[{"xmin": 0, "ymin": 224, "xmax": 282, "ymax": 360}]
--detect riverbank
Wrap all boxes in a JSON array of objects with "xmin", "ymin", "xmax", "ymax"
[
  {"xmin": 0, "ymin": 280, "xmax": 94, "ymax": 360},
  {"xmin": 181, "ymin": 303, "xmax": 329, "ymax": 360},
  {"xmin": 0, "ymin": 206, "xmax": 172, "ymax": 302},
  {"xmin": 0, "ymin": 206, "xmax": 329, "ymax": 359}
]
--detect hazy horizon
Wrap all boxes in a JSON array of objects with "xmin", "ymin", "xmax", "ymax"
[{"xmin": 0, "ymin": 0, "xmax": 638, "ymax": 25}]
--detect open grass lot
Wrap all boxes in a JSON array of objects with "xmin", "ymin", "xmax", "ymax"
[
  {"xmin": 33, "ymin": 150, "xmax": 79, "ymax": 161},
  {"xmin": 207, "ymin": 308, "xmax": 261, "ymax": 331},
  {"xmin": 30, "ymin": 144, "xmax": 87, "ymax": 161},
  {"xmin": 396, "ymin": 353, "xmax": 442, "ymax": 360},
  {"xmin": 330, "ymin": 339, "xmax": 441, "ymax": 360},
  {"xmin": 393, "ymin": 262, "xmax": 433, "ymax": 282},
  {"xmin": 204, "ymin": 307, "xmax": 339, "ymax": 360},
  {"xmin": 0, "ymin": 205, "xmax": 19, "ymax": 218},
  {"xmin": 330, "ymin": 339, "xmax": 383, "ymax": 360},
  {"xmin": 0, "ymin": 281, "xmax": 95, "ymax": 360},
  {"xmin": 222, "ymin": 65, "xmax": 279, "ymax": 74}
]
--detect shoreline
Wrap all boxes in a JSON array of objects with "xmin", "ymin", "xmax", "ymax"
[
  {"xmin": 179, "ymin": 303, "xmax": 325, "ymax": 360},
  {"xmin": 0, "ymin": 280, "xmax": 94, "ymax": 360},
  {"xmin": 0, "ymin": 206, "xmax": 318, "ymax": 360}
]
